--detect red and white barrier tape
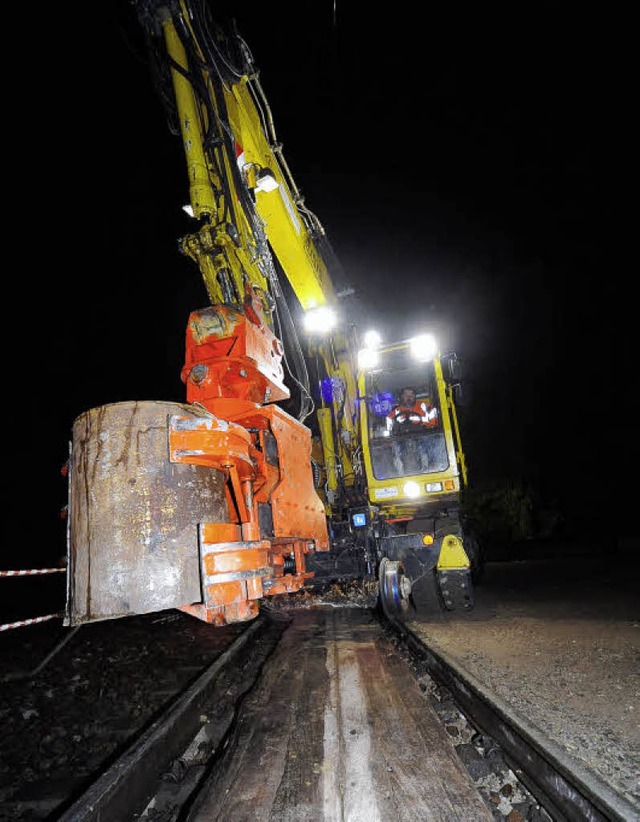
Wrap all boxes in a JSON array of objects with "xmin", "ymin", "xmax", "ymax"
[
  {"xmin": 0, "ymin": 613, "xmax": 63, "ymax": 631},
  {"xmin": 0, "ymin": 568, "xmax": 65, "ymax": 577}
]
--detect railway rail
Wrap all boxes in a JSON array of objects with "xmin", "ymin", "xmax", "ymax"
[{"xmin": 13, "ymin": 606, "xmax": 628, "ymax": 822}]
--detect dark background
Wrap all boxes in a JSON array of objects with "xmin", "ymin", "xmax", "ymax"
[{"xmin": 15, "ymin": 2, "xmax": 628, "ymax": 618}]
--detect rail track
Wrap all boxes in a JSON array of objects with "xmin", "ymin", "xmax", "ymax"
[{"xmin": 27, "ymin": 606, "xmax": 634, "ymax": 822}]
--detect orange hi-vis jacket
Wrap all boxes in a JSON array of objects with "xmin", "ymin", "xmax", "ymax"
[{"xmin": 386, "ymin": 400, "xmax": 438, "ymax": 431}]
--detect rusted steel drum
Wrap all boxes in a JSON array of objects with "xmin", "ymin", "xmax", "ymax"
[{"xmin": 65, "ymin": 401, "xmax": 229, "ymax": 626}]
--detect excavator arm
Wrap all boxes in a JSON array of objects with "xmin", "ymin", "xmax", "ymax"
[
  {"xmin": 137, "ymin": 0, "xmax": 360, "ymax": 494},
  {"xmin": 143, "ymin": 3, "xmax": 335, "ymax": 310}
]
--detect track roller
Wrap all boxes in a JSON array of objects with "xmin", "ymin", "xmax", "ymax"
[{"xmin": 378, "ymin": 557, "xmax": 414, "ymax": 620}]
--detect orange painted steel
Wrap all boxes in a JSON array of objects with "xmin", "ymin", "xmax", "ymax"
[
  {"xmin": 223, "ymin": 404, "xmax": 330, "ymax": 548},
  {"xmin": 169, "ymin": 409, "xmax": 327, "ymax": 624},
  {"xmin": 166, "ymin": 308, "xmax": 330, "ymax": 624},
  {"xmin": 198, "ymin": 535, "xmax": 271, "ymax": 625},
  {"xmin": 181, "ymin": 305, "xmax": 289, "ymax": 405},
  {"xmin": 201, "ymin": 522, "xmax": 242, "ymax": 543}
]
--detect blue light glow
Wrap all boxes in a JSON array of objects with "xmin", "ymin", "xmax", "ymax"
[
  {"xmin": 371, "ymin": 392, "xmax": 394, "ymax": 416},
  {"xmin": 320, "ymin": 378, "xmax": 335, "ymax": 403}
]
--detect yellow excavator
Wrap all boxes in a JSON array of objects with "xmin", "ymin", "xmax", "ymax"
[{"xmin": 64, "ymin": 0, "xmax": 479, "ymax": 630}]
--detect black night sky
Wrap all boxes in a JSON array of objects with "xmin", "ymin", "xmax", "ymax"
[{"xmin": 26, "ymin": 2, "xmax": 628, "ymax": 581}]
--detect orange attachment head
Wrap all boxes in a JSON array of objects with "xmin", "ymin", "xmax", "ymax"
[{"xmin": 181, "ymin": 306, "xmax": 290, "ymax": 406}]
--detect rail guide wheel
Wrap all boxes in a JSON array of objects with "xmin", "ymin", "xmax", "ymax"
[{"xmin": 378, "ymin": 557, "xmax": 414, "ymax": 620}]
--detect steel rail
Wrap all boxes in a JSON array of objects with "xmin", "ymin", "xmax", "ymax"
[
  {"xmin": 386, "ymin": 616, "xmax": 639, "ymax": 822},
  {"xmin": 55, "ymin": 615, "xmax": 276, "ymax": 822}
]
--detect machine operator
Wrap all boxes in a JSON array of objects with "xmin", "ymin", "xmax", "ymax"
[{"xmin": 386, "ymin": 387, "xmax": 438, "ymax": 433}]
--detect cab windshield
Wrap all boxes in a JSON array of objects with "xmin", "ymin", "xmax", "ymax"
[{"xmin": 365, "ymin": 349, "xmax": 449, "ymax": 481}]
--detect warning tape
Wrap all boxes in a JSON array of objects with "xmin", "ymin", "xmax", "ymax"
[
  {"xmin": 0, "ymin": 568, "xmax": 65, "ymax": 577},
  {"xmin": 0, "ymin": 613, "xmax": 63, "ymax": 631}
]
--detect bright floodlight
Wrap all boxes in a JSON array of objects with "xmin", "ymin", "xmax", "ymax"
[
  {"xmin": 410, "ymin": 333, "xmax": 438, "ymax": 361},
  {"xmin": 403, "ymin": 481, "xmax": 421, "ymax": 498},
  {"xmin": 255, "ymin": 168, "xmax": 279, "ymax": 193},
  {"xmin": 363, "ymin": 329, "xmax": 381, "ymax": 348},
  {"xmin": 182, "ymin": 204, "xmax": 194, "ymax": 217},
  {"xmin": 303, "ymin": 305, "xmax": 337, "ymax": 334},
  {"xmin": 357, "ymin": 347, "xmax": 380, "ymax": 369}
]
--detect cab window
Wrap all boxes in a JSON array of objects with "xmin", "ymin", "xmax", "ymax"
[{"xmin": 364, "ymin": 353, "xmax": 448, "ymax": 480}]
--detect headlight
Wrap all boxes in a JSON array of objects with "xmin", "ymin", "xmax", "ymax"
[
  {"xmin": 255, "ymin": 167, "xmax": 279, "ymax": 193},
  {"xmin": 357, "ymin": 348, "xmax": 379, "ymax": 369},
  {"xmin": 410, "ymin": 333, "xmax": 437, "ymax": 361},
  {"xmin": 303, "ymin": 306, "xmax": 337, "ymax": 334},
  {"xmin": 425, "ymin": 482, "xmax": 443, "ymax": 493},
  {"xmin": 403, "ymin": 481, "xmax": 421, "ymax": 498},
  {"xmin": 363, "ymin": 329, "xmax": 381, "ymax": 348}
]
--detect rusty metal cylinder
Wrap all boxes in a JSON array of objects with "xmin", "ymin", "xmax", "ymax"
[{"xmin": 66, "ymin": 401, "xmax": 229, "ymax": 626}]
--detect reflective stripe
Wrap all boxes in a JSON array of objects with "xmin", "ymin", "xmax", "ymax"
[
  {"xmin": 419, "ymin": 403, "xmax": 437, "ymax": 423},
  {"xmin": 387, "ymin": 402, "xmax": 437, "ymax": 427}
]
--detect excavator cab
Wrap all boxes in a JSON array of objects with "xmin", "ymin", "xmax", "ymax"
[
  {"xmin": 356, "ymin": 334, "xmax": 475, "ymax": 619},
  {"xmin": 366, "ymin": 375, "xmax": 447, "ymax": 481},
  {"xmin": 358, "ymin": 335, "xmax": 465, "ymax": 516}
]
